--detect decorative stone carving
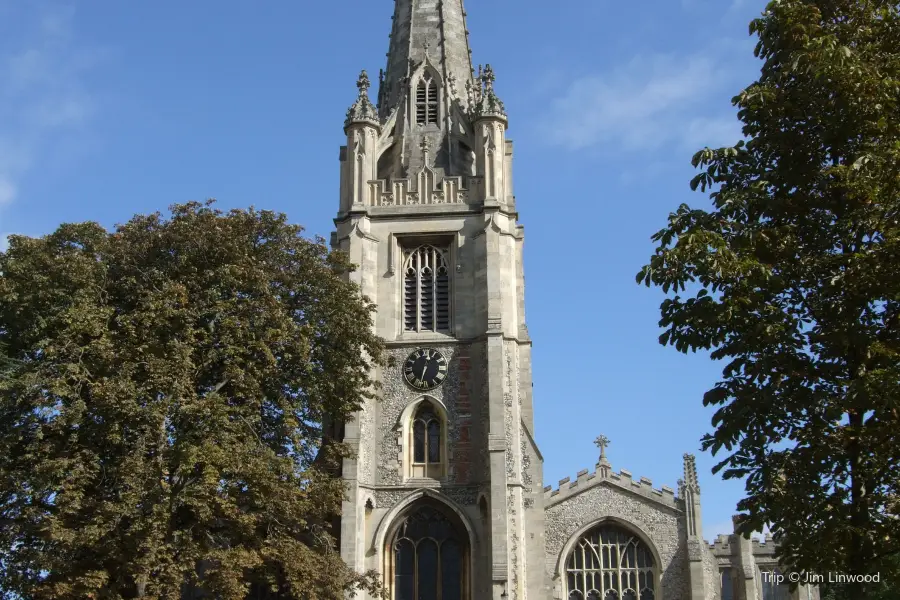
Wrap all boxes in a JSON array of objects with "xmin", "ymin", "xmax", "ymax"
[
  {"xmin": 469, "ymin": 64, "xmax": 507, "ymax": 120},
  {"xmin": 344, "ymin": 70, "xmax": 379, "ymax": 131},
  {"xmin": 544, "ymin": 484, "xmax": 689, "ymax": 600}
]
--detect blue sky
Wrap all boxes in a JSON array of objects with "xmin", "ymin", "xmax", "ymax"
[{"xmin": 0, "ymin": 0, "xmax": 768, "ymax": 541}]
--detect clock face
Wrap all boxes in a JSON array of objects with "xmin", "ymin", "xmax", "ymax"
[{"xmin": 403, "ymin": 348, "xmax": 448, "ymax": 390}]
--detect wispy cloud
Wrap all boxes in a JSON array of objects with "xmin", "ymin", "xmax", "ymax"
[
  {"xmin": 0, "ymin": 3, "xmax": 100, "ymax": 213},
  {"xmin": 540, "ymin": 41, "xmax": 751, "ymax": 154}
]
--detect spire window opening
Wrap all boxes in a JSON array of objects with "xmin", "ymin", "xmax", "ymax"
[
  {"xmin": 415, "ymin": 74, "xmax": 440, "ymax": 126},
  {"xmin": 403, "ymin": 243, "xmax": 451, "ymax": 333}
]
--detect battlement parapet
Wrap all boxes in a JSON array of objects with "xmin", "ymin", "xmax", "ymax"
[
  {"xmin": 709, "ymin": 534, "xmax": 733, "ymax": 555},
  {"xmin": 365, "ymin": 176, "xmax": 481, "ymax": 207},
  {"xmin": 544, "ymin": 464, "xmax": 679, "ymax": 509},
  {"xmin": 752, "ymin": 534, "xmax": 777, "ymax": 555}
]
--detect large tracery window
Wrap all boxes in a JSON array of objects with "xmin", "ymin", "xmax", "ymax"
[
  {"xmin": 390, "ymin": 503, "xmax": 467, "ymax": 600},
  {"xmin": 415, "ymin": 73, "xmax": 440, "ymax": 125},
  {"xmin": 403, "ymin": 244, "xmax": 451, "ymax": 333},
  {"xmin": 411, "ymin": 401, "xmax": 443, "ymax": 478},
  {"xmin": 565, "ymin": 524, "xmax": 657, "ymax": 600}
]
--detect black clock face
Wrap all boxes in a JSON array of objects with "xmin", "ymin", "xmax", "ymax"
[{"xmin": 403, "ymin": 348, "xmax": 447, "ymax": 390}]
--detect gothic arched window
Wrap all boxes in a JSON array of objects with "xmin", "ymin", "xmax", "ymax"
[
  {"xmin": 565, "ymin": 524, "xmax": 657, "ymax": 600},
  {"xmin": 410, "ymin": 401, "xmax": 444, "ymax": 479},
  {"xmin": 403, "ymin": 244, "xmax": 451, "ymax": 333},
  {"xmin": 720, "ymin": 568, "xmax": 734, "ymax": 600},
  {"xmin": 390, "ymin": 503, "xmax": 467, "ymax": 600},
  {"xmin": 415, "ymin": 73, "xmax": 440, "ymax": 125}
]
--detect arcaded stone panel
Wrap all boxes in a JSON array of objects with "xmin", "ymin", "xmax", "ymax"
[
  {"xmin": 545, "ymin": 485, "xmax": 689, "ymax": 600},
  {"xmin": 377, "ymin": 344, "xmax": 479, "ymax": 485}
]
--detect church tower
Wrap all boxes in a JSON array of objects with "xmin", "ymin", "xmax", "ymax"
[{"xmin": 331, "ymin": 2, "xmax": 544, "ymax": 599}]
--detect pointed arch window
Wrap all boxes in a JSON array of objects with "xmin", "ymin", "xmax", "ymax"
[
  {"xmin": 720, "ymin": 568, "xmax": 734, "ymax": 600},
  {"xmin": 415, "ymin": 73, "xmax": 440, "ymax": 125},
  {"xmin": 410, "ymin": 400, "xmax": 444, "ymax": 479},
  {"xmin": 403, "ymin": 244, "xmax": 451, "ymax": 333},
  {"xmin": 390, "ymin": 503, "xmax": 467, "ymax": 600},
  {"xmin": 565, "ymin": 524, "xmax": 657, "ymax": 600}
]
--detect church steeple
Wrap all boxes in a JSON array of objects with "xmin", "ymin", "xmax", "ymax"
[
  {"xmin": 378, "ymin": 0, "xmax": 475, "ymax": 119},
  {"xmin": 339, "ymin": 0, "xmax": 511, "ymax": 208},
  {"xmin": 338, "ymin": 0, "xmax": 510, "ymax": 185}
]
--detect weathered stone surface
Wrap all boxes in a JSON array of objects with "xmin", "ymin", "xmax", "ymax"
[
  {"xmin": 545, "ymin": 483, "xmax": 689, "ymax": 600},
  {"xmin": 331, "ymin": 2, "xmax": 802, "ymax": 599}
]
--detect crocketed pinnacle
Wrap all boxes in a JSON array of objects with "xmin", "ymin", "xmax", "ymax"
[
  {"xmin": 682, "ymin": 453, "xmax": 700, "ymax": 495},
  {"xmin": 467, "ymin": 64, "xmax": 507, "ymax": 120},
  {"xmin": 344, "ymin": 70, "xmax": 379, "ymax": 131}
]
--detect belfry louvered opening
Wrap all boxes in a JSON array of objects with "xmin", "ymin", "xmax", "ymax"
[
  {"xmin": 403, "ymin": 243, "xmax": 451, "ymax": 333},
  {"xmin": 415, "ymin": 73, "xmax": 440, "ymax": 125}
]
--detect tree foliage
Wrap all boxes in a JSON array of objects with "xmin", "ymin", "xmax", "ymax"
[
  {"xmin": 0, "ymin": 202, "xmax": 385, "ymax": 599},
  {"xmin": 637, "ymin": 0, "xmax": 900, "ymax": 591}
]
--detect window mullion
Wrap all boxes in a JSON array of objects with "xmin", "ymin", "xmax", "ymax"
[
  {"xmin": 416, "ymin": 251, "xmax": 422, "ymax": 332},
  {"xmin": 437, "ymin": 540, "xmax": 443, "ymax": 600},
  {"xmin": 413, "ymin": 541, "xmax": 418, "ymax": 600},
  {"xmin": 431, "ymin": 247, "xmax": 437, "ymax": 330}
]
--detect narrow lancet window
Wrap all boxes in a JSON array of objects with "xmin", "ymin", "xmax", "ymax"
[
  {"xmin": 410, "ymin": 401, "xmax": 443, "ymax": 479},
  {"xmin": 415, "ymin": 73, "xmax": 440, "ymax": 125}
]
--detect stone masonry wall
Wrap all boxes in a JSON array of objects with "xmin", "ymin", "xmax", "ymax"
[
  {"xmin": 375, "ymin": 343, "xmax": 483, "ymax": 488},
  {"xmin": 545, "ymin": 484, "xmax": 689, "ymax": 600}
]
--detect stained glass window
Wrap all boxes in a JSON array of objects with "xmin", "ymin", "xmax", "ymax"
[
  {"xmin": 565, "ymin": 524, "xmax": 657, "ymax": 600},
  {"xmin": 391, "ymin": 504, "xmax": 466, "ymax": 600}
]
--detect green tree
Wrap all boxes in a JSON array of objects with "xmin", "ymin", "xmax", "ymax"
[
  {"xmin": 0, "ymin": 202, "xmax": 384, "ymax": 599},
  {"xmin": 0, "ymin": 341, "xmax": 17, "ymax": 378},
  {"xmin": 821, "ymin": 553, "xmax": 900, "ymax": 599},
  {"xmin": 637, "ymin": 0, "xmax": 900, "ymax": 594}
]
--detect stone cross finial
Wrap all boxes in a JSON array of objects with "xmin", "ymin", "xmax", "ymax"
[
  {"xmin": 356, "ymin": 70, "xmax": 371, "ymax": 97},
  {"xmin": 594, "ymin": 435, "xmax": 610, "ymax": 458},
  {"xmin": 594, "ymin": 435, "xmax": 611, "ymax": 477}
]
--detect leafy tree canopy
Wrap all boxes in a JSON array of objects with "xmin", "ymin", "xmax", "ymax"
[
  {"xmin": 0, "ymin": 202, "xmax": 385, "ymax": 599},
  {"xmin": 637, "ymin": 0, "xmax": 900, "ymax": 592}
]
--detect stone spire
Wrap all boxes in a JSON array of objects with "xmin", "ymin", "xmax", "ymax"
[{"xmin": 378, "ymin": 0, "xmax": 475, "ymax": 117}]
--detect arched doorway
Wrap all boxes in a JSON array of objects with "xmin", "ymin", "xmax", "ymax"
[
  {"xmin": 386, "ymin": 500, "xmax": 469, "ymax": 600},
  {"xmin": 564, "ymin": 523, "xmax": 658, "ymax": 600}
]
